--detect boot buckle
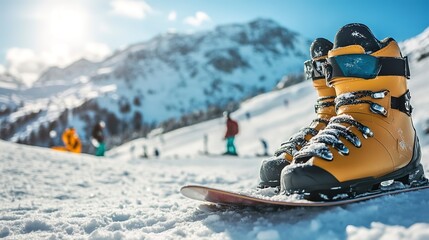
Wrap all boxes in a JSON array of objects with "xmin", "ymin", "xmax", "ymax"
[
  {"xmin": 370, "ymin": 103, "xmax": 388, "ymax": 117},
  {"xmin": 371, "ymin": 90, "xmax": 389, "ymax": 99}
]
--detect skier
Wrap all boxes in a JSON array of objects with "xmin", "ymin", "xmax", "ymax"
[
  {"xmin": 154, "ymin": 148, "xmax": 160, "ymax": 157},
  {"xmin": 52, "ymin": 127, "xmax": 82, "ymax": 153},
  {"xmin": 141, "ymin": 145, "xmax": 149, "ymax": 158},
  {"xmin": 203, "ymin": 134, "xmax": 208, "ymax": 155},
  {"xmin": 259, "ymin": 38, "xmax": 336, "ymax": 188},
  {"xmin": 280, "ymin": 23, "xmax": 427, "ymax": 200},
  {"xmin": 223, "ymin": 111, "xmax": 239, "ymax": 156},
  {"xmin": 91, "ymin": 122, "xmax": 106, "ymax": 156},
  {"xmin": 260, "ymin": 138, "xmax": 269, "ymax": 157},
  {"xmin": 283, "ymin": 99, "xmax": 289, "ymax": 107},
  {"xmin": 245, "ymin": 112, "xmax": 251, "ymax": 120}
]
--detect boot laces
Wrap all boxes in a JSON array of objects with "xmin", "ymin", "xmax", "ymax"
[
  {"xmin": 335, "ymin": 90, "xmax": 389, "ymax": 116},
  {"xmin": 274, "ymin": 96, "xmax": 334, "ymax": 157},
  {"xmin": 294, "ymin": 90, "xmax": 388, "ymax": 161}
]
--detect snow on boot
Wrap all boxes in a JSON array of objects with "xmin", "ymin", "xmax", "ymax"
[
  {"xmin": 259, "ymin": 38, "xmax": 336, "ymax": 188},
  {"xmin": 281, "ymin": 23, "xmax": 427, "ymax": 200}
]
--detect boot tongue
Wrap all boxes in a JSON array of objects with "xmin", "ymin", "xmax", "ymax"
[
  {"xmin": 310, "ymin": 38, "xmax": 333, "ymax": 59},
  {"xmin": 334, "ymin": 23, "xmax": 381, "ymax": 53}
]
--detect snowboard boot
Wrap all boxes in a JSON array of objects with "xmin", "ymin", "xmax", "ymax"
[
  {"xmin": 281, "ymin": 23, "xmax": 427, "ymax": 200},
  {"xmin": 259, "ymin": 38, "xmax": 336, "ymax": 188}
]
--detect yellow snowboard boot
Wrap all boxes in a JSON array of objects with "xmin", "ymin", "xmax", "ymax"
[
  {"xmin": 281, "ymin": 23, "xmax": 427, "ymax": 200},
  {"xmin": 259, "ymin": 38, "xmax": 336, "ymax": 188}
]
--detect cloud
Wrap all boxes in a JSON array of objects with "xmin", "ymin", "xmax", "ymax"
[
  {"xmin": 5, "ymin": 42, "xmax": 112, "ymax": 86},
  {"xmin": 6, "ymin": 48, "xmax": 42, "ymax": 84},
  {"xmin": 110, "ymin": 0, "xmax": 153, "ymax": 19},
  {"xmin": 168, "ymin": 11, "xmax": 177, "ymax": 21},
  {"xmin": 184, "ymin": 11, "xmax": 210, "ymax": 26}
]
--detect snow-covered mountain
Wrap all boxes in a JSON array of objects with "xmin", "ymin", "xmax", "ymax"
[
  {"xmin": 0, "ymin": 73, "xmax": 24, "ymax": 117},
  {"xmin": 0, "ymin": 73, "xmax": 22, "ymax": 91},
  {"xmin": 86, "ymin": 18, "xmax": 308, "ymax": 122},
  {"xmin": 0, "ymin": 18, "xmax": 309, "ymax": 150},
  {"xmin": 35, "ymin": 58, "xmax": 99, "ymax": 86},
  {"xmin": 399, "ymin": 27, "xmax": 429, "ymax": 62}
]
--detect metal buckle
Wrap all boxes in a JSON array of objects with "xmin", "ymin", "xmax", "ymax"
[
  {"xmin": 404, "ymin": 91, "xmax": 412, "ymax": 114},
  {"xmin": 370, "ymin": 103, "xmax": 388, "ymax": 117},
  {"xmin": 304, "ymin": 60, "xmax": 314, "ymax": 80}
]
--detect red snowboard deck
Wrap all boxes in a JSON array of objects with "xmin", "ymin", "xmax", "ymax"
[{"xmin": 180, "ymin": 184, "xmax": 429, "ymax": 207}]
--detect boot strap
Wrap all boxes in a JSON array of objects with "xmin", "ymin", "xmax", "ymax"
[
  {"xmin": 391, "ymin": 90, "xmax": 413, "ymax": 116},
  {"xmin": 378, "ymin": 57, "xmax": 410, "ymax": 79}
]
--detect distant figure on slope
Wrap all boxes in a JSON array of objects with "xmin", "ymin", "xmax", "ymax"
[
  {"xmin": 52, "ymin": 127, "xmax": 82, "ymax": 153},
  {"xmin": 284, "ymin": 99, "xmax": 289, "ymax": 107},
  {"xmin": 223, "ymin": 111, "xmax": 239, "ymax": 156},
  {"xmin": 203, "ymin": 134, "xmax": 209, "ymax": 155},
  {"xmin": 154, "ymin": 148, "xmax": 160, "ymax": 157},
  {"xmin": 260, "ymin": 138, "xmax": 269, "ymax": 157},
  {"xmin": 91, "ymin": 122, "xmax": 106, "ymax": 156},
  {"xmin": 245, "ymin": 112, "xmax": 251, "ymax": 120},
  {"xmin": 141, "ymin": 145, "xmax": 149, "ymax": 158}
]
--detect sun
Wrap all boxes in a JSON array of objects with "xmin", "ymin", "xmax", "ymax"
[
  {"xmin": 39, "ymin": 3, "xmax": 90, "ymax": 48},
  {"xmin": 48, "ymin": 7, "xmax": 87, "ymax": 44}
]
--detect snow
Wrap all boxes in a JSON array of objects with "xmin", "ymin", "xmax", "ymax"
[
  {"xmin": 347, "ymin": 222, "xmax": 429, "ymax": 240},
  {"xmin": 351, "ymin": 31, "xmax": 367, "ymax": 39},
  {"xmin": 1, "ymin": 27, "xmax": 429, "ymax": 240}
]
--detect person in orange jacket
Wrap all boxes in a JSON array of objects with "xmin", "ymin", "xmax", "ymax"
[{"xmin": 52, "ymin": 127, "xmax": 82, "ymax": 153}]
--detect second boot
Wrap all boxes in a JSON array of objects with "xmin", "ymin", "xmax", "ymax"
[{"xmin": 259, "ymin": 38, "xmax": 336, "ymax": 188}]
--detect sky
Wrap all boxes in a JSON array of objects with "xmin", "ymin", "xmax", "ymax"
[{"xmin": 0, "ymin": 0, "xmax": 428, "ymax": 85}]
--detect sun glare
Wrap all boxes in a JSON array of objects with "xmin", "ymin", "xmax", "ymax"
[{"xmin": 39, "ymin": 4, "xmax": 90, "ymax": 48}]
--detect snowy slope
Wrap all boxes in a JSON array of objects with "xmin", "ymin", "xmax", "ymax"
[
  {"xmin": 107, "ymin": 81, "xmax": 315, "ymax": 159},
  {"xmin": 1, "ymin": 108, "xmax": 429, "ymax": 239},
  {"xmin": 1, "ymin": 31, "xmax": 429, "ymax": 239}
]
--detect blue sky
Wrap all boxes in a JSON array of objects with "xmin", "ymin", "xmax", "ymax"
[{"xmin": 0, "ymin": 0, "xmax": 428, "ymax": 84}]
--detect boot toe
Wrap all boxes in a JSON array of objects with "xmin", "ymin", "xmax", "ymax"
[
  {"xmin": 281, "ymin": 164, "xmax": 340, "ymax": 194},
  {"xmin": 259, "ymin": 158, "xmax": 289, "ymax": 188}
]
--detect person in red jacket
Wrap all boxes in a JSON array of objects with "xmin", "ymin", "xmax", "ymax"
[{"xmin": 223, "ymin": 111, "xmax": 239, "ymax": 156}]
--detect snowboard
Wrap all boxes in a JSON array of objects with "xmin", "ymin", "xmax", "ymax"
[{"xmin": 180, "ymin": 183, "xmax": 429, "ymax": 207}]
